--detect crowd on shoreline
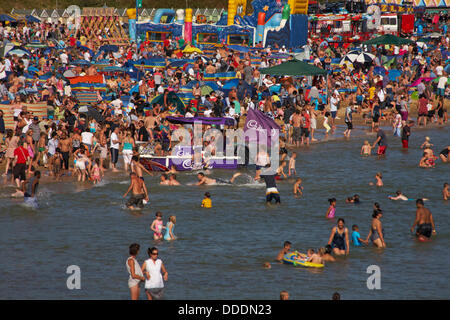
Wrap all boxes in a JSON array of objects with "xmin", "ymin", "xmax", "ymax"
[{"xmin": 0, "ymin": 17, "xmax": 449, "ymax": 300}]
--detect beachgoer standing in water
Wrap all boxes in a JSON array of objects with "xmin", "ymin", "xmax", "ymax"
[
  {"xmin": 365, "ymin": 210, "xmax": 386, "ymax": 248},
  {"xmin": 123, "ymin": 172, "xmax": 149, "ymax": 209},
  {"xmin": 164, "ymin": 216, "xmax": 177, "ymax": 240},
  {"xmin": 325, "ymin": 198, "xmax": 336, "ymax": 219},
  {"xmin": 372, "ymin": 126, "xmax": 388, "ymax": 157},
  {"xmin": 150, "ymin": 212, "xmax": 164, "ymax": 240},
  {"xmin": 126, "ymin": 243, "xmax": 146, "ymax": 300},
  {"xmin": 141, "ymin": 247, "xmax": 168, "ymax": 300},
  {"xmin": 411, "ymin": 199, "xmax": 436, "ymax": 241},
  {"xmin": 327, "ymin": 218, "xmax": 349, "ymax": 256}
]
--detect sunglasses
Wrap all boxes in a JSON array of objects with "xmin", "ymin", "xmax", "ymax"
[{"xmin": 151, "ymin": 252, "xmax": 158, "ymax": 256}]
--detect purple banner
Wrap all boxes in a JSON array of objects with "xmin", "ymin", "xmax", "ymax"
[{"xmin": 244, "ymin": 108, "xmax": 280, "ymax": 146}]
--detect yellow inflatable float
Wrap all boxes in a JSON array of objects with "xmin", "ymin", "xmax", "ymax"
[{"xmin": 283, "ymin": 251, "xmax": 324, "ymax": 268}]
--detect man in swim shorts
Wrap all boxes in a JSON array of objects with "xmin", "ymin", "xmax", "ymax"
[
  {"xmin": 261, "ymin": 174, "xmax": 281, "ymax": 204},
  {"xmin": 411, "ymin": 199, "xmax": 436, "ymax": 240},
  {"xmin": 123, "ymin": 172, "xmax": 149, "ymax": 209},
  {"xmin": 196, "ymin": 172, "xmax": 241, "ymax": 185},
  {"xmin": 372, "ymin": 126, "xmax": 388, "ymax": 156}
]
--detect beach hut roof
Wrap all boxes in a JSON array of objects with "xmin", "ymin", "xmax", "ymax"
[
  {"xmin": 61, "ymin": 10, "xmax": 71, "ymax": 18},
  {"xmin": 116, "ymin": 8, "xmax": 127, "ymax": 17},
  {"xmin": 139, "ymin": 8, "xmax": 149, "ymax": 17},
  {"xmin": 37, "ymin": 9, "xmax": 49, "ymax": 18},
  {"xmin": 50, "ymin": 10, "xmax": 60, "ymax": 18},
  {"xmin": 10, "ymin": 9, "xmax": 32, "ymax": 15}
]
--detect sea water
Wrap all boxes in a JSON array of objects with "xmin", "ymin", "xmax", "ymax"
[{"xmin": 0, "ymin": 125, "xmax": 449, "ymax": 299}]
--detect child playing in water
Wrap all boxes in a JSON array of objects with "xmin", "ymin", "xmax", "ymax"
[
  {"xmin": 52, "ymin": 148, "xmax": 63, "ymax": 181},
  {"xmin": 351, "ymin": 225, "xmax": 367, "ymax": 246},
  {"xmin": 201, "ymin": 192, "xmax": 212, "ymax": 208},
  {"xmin": 276, "ymin": 161, "xmax": 287, "ymax": 180},
  {"xmin": 150, "ymin": 211, "xmax": 165, "ymax": 240},
  {"xmin": 91, "ymin": 158, "xmax": 102, "ymax": 184},
  {"xmin": 325, "ymin": 198, "xmax": 336, "ymax": 219},
  {"xmin": 420, "ymin": 137, "xmax": 433, "ymax": 149},
  {"xmin": 293, "ymin": 178, "xmax": 303, "ymax": 197},
  {"xmin": 369, "ymin": 172, "xmax": 383, "ymax": 187},
  {"xmin": 323, "ymin": 112, "xmax": 331, "ymax": 137},
  {"xmin": 419, "ymin": 152, "xmax": 436, "ymax": 168},
  {"xmin": 307, "ymin": 249, "xmax": 324, "ymax": 265},
  {"xmin": 360, "ymin": 141, "xmax": 372, "ymax": 156},
  {"xmin": 163, "ymin": 216, "xmax": 176, "ymax": 241},
  {"xmin": 288, "ymin": 152, "xmax": 297, "ymax": 177}
]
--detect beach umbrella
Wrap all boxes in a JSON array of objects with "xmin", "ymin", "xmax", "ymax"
[
  {"xmin": 102, "ymin": 66, "xmax": 125, "ymax": 73},
  {"xmin": 355, "ymin": 52, "xmax": 375, "ymax": 64},
  {"xmin": 6, "ymin": 48, "xmax": 28, "ymax": 57},
  {"xmin": 373, "ymin": 66, "xmax": 386, "ymax": 76},
  {"xmin": 388, "ymin": 69, "xmax": 402, "ymax": 81},
  {"xmin": 200, "ymin": 85, "xmax": 214, "ymax": 96},
  {"xmin": 27, "ymin": 66, "xmax": 40, "ymax": 74},
  {"xmin": 341, "ymin": 50, "xmax": 361, "ymax": 63},
  {"xmin": 150, "ymin": 92, "xmax": 186, "ymax": 115},
  {"xmin": 24, "ymin": 43, "xmax": 47, "ymax": 49},
  {"xmin": 444, "ymin": 64, "xmax": 450, "ymax": 74},
  {"xmin": 339, "ymin": 60, "xmax": 354, "ymax": 70},
  {"xmin": 63, "ymin": 70, "xmax": 76, "ymax": 78},
  {"xmin": 71, "ymin": 59, "xmax": 91, "ymax": 66},
  {"xmin": 98, "ymin": 44, "xmax": 119, "ymax": 53},
  {"xmin": 183, "ymin": 46, "xmax": 202, "ymax": 54},
  {"xmin": 78, "ymin": 105, "xmax": 104, "ymax": 123}
]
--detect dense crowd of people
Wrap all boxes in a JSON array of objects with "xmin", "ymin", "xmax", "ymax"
[{"xmin": 0, "ymin": 14, "xmax": 449, "ymax": 300}]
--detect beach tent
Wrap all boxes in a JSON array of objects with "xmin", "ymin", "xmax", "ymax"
[
  {"xmin": 78, "ymin": 105, "xmax": 105, "ymax": 123},
  {"xmin": 260, "ymin": 59, "xmax": 327, "ymax": 77},
  {"xmin": 150, "ymin": 92, "xmax": 186, "ymax": 115},
  {"xmin": 363, "ymin": 34, "xmax": 414, "ymax": 46}
]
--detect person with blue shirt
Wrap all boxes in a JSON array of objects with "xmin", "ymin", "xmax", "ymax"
[{"xmin": 351, "ymin": 225, "xmax": 367, "ymax": 246}]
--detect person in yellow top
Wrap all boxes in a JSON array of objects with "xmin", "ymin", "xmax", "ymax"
[
  {"xmin": 368, "ymin": 86, "xmax": 376, "ymax": 101},
  {"xmin": 201, "ymin": 192, "xmax": 212, "ymax": 208}
]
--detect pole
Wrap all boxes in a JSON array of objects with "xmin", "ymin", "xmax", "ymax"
[
  {"xmin": 135, "ymin": 0, "xmax": 139, "ymax": 24},
  {"xmin": 135, "ymin": 0, "xmax": 139, "ymax": 51}
]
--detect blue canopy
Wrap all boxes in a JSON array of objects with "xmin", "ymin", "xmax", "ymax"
[
  {"xmin": 388, "ymin": 69, "xmax": 402, "ymax": 82},
  {"xmin": 25, "ymin": 15, "xmax": 40, "ymax": 23},
  {"xmin": 0, "ymin": 14, "xmax": 17, "ymax": 22},
  {"xmin": 98, "ymin": 44, "xmax": 118, "ymax": 53},
  {"xmin": 71, "ymin": 59, "xmax": 91, "ymax": 66}
]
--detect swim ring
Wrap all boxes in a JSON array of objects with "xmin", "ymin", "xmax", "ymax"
[{"xmin": 283, "ymin": 251, "xmax": 324, "ymax": 268}]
